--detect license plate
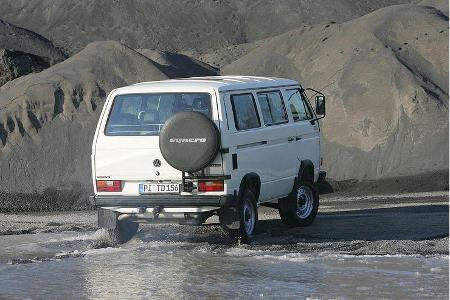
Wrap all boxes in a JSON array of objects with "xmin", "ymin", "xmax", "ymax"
[{"xmin": 139, "ymin": 183, "xmax": 180, "ymax": 194}]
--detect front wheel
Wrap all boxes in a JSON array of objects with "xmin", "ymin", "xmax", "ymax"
[{"xmin": 279, "ymin": 179, "xmax": 319, "ymax": 227}]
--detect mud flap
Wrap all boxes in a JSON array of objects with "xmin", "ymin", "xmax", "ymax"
[
  {"xmin": 98, "ymin": 208, "xmax": 119, "ymax": 229},
  {"xmin": 219, "ymin": 207, "xmax": 240, "ymax": 230}
]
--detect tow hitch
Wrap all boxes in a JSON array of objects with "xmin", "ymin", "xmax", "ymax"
[{"xmin": 153, "ymin": 206, "xmax": 162, "ymax": 219}]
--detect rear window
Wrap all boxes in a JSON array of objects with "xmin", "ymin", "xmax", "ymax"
[{"xmin": 105, "ymin": 93, "xmax": 211, "ymax": 136}]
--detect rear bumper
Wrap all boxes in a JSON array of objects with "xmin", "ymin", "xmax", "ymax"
[{"xmin": 91, "ymin": 194, "xmax": 237, "ymax": 208}]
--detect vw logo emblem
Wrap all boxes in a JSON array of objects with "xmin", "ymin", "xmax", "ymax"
[{"xmin": 153, "ymin": 159, "xmax": 161, "ymax": 168}]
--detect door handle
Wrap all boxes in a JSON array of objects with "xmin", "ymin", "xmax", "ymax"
[{"xmin": 288, "ymin": 137, "xmax": 295, "ymax": 142}]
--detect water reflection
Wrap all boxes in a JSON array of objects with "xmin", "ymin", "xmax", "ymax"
[{"xmin": 0, "ymin": 227, "xmax": 448, "ymax": 299}]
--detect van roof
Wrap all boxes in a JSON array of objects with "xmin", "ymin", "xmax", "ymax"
[{"xmin": 115, "ymin": 76, "xmax": 299, "ymax": 93}]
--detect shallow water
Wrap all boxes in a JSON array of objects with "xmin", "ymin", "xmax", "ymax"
[{"xmin": 0, "ymin": 226, "xmax": 448, "ymax": 299}]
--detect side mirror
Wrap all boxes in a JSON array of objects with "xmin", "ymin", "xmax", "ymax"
[
  {"xmin": 315, "ymin": 95, "xmax": 325, "ymax": 117},
  {"xmin": 305, "ymin": 88, "xmax": 326, "ymax": 120}
]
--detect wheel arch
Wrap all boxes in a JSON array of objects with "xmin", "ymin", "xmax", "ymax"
[
  {"xmin": 299, "ymin": 160, "xmax": 315, "ymax": 182},
  {"xmin": 239, "ymin": 172, "xmax": 261, "ymax": 201}
]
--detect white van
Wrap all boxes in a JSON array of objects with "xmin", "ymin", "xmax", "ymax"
[{"xmin": 91, "ymin": 76, "xmax": 326, "ymax": 243}]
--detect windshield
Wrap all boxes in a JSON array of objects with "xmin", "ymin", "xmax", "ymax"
[{"xmin": 105, "ymin": 93, "xmax": 212, "ymax": 136}]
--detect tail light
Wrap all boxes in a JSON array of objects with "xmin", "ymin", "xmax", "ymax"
[
  {"xmin": 96, "ymin": 180, "xmax": 122, "ymax": 192},
  {"xmin": 198, "ymin": 180, "xmax": 224, "ymax": 192}
]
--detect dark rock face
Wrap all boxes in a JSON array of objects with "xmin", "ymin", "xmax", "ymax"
[
  {"xmin": 0, "ymin": 49, "xmax": 50, "ymax": 86},
  {"xmin": 137, "ymin": 50, "xmax": 219, "ymax": 78},
  {"xmin": 0, "ymin": 19, "xmax": 66, "ymax": 64}
]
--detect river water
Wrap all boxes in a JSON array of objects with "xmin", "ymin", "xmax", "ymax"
[{"xmin": 0, "ymin": 224, "xmax": 448, "ymax": 299}]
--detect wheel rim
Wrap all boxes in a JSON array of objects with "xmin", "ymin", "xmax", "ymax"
[
  {"xmin": 243, "ymin": 198, "xmax": 255, "ymax": 235},
  {"xmin": 296, "ymin": 185, "xmax": 314, "ymax": 219}
]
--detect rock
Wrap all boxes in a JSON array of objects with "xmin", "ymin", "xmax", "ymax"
[
  {"xmin": 0, "ymin": 49, "xmax": 50, "ymax": 86},
  {"xmin": 0, "ymin": 19, "xmax": 66, "ymax": 64}
]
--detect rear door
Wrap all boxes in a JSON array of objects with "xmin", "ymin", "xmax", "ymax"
[
  {"xmin": 282, "ymin": 88, "xmax": 320, "ymax": 181},
  {"xmin": 93, "ymin": 91, "xmax": 223, "ymax": 196}
]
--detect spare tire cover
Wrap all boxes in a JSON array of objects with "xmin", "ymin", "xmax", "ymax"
[{"xmin": 159, "ymin": 111, "xmax": 220, "ymax": 172}]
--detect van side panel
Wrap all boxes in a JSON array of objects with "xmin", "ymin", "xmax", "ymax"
[{"xmin": 221, "ymin": 90, "xmax": 300, "ymax": 202}]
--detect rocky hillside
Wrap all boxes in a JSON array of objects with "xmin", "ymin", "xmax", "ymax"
[
  {"xmin": 222, "ymin": 2, "xmax": 449, "ymax": 180},
  {"xmin": 0, "ymin": 42, "xmax": 168, "ymax": 210},
  {"xmin": 0, "ymin": 1, "xmax": 447, "ymax": 210},
  {"xmin": 0, "ymin": 0, "xmax": 415, "ymax": 54}
]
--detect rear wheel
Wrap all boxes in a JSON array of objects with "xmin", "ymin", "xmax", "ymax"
[
  {"xmin": 108, "ymin": 219, "xmax": 139, "ymax": 244},
  {"xmin": 279, "ymin": 178, "xmax": 319, "ymax": 227},
  {"xmin": 98, "ymin": 208, "xmax": 139, "ymax": 244},
  {"xmin": 221, "ymin": 189, "xmax": 258, "ymax": 244}
]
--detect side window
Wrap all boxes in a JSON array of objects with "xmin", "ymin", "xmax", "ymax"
[
  {"xmin": 256, "ymin": 91, "xmax": 288, "ymax": 126},
  {"xmin": 285, "ymin": 89, "xmax": 313, "ymax": 121},
  {"xmin": 230, "ymin": 93, "xmax": 261, "ymax": 130}
]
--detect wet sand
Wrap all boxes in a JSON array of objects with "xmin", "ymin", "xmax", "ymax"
[{"xmin": 0, "ymin": 191, "xmax": 447, "ymax": 255}]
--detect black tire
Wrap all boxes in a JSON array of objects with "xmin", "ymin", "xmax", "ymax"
[
  {"xmin": 223, "ymin": 189, "xmax": 258, "ymax": 244},
  {"xmin": 98, "ymin": 209, "xmax": 139, "ymax": 244},
  {"xmin": 279, "ymin": 178, "xmax": 319, "ymax": 227},
  {"xmin": 159, "ymin": 111, "xmax": 220, "ymax": 172}
]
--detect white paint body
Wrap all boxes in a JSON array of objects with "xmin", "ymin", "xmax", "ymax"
[{"xmin": 92, "ymin": 76, "xmax": 321, "ymax": 213}]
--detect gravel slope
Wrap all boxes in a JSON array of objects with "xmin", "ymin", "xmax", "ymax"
[
  {"xmin": 0, "ymin": 0, "xmax": 416, "ymax": 54},
  {"xmin": 0, "ymin": 41, "xmax": 168, "ymax": 207},
  {"xmin": 222, "ymin": 1, "xmax": 449, "ymax": 180}
]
